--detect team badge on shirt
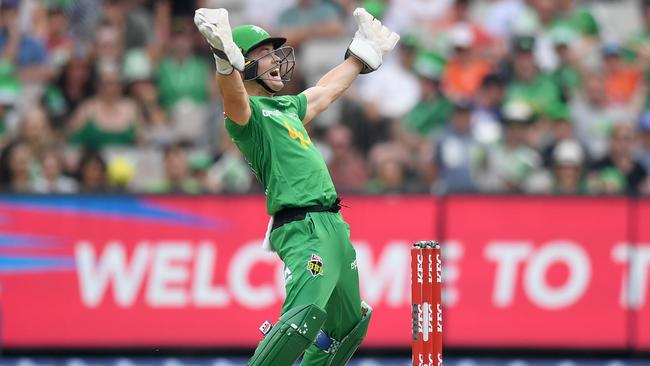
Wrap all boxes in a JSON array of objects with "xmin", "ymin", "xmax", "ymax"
[{"xmin": 307, "ymin": 254, "xmax": 324, "ymax": 277}]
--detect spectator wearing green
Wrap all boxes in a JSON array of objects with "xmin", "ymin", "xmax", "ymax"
[
  {"xmin": 404, "ymin": 52, "xmax": 452, "ymax": 136},
  {"xmin": 550, "ymin": 27, "xmax": 582, "ymax": 98},
  {"xmin": 513, "ymin": 0, "xmax": 599, "ymax": 40},
  {"xmin": 553, "ymin": 0, "xmax": 600, "ymax": 38},
  {"xmin": 626, "ymin": 0, "xmax": 650, "ymax": 58},
  {"xmin": 504, "ymin": 36, "xmax": 563, "ymax": 117},
  {"xmin": 43, "ymin": 0, "xmax": 74, "ymax": 9},
  {"xmin": 0, "ymin": 60, "xmax": 21, "ymax": 144},
  {"xmin": 0, "ymin": 0, "xmax": 24, "ymax": 135},
  {"xmin": 510, "ymin": 0, "xmax": 599, "ymax": 71},
  {"xmin": 542, "ymin": 101, "xmax": 578, "ymax": 167},
  {"xmin": 361, "ymin": 0, "xmax": 385, "ymax": 19},
  {"xmin": 156, "ymin": 18, "xmax": 211, "ymax": 111},
  {"xmin": 68, "ymin": 63, "xmax": 139, "ymax": 148}
]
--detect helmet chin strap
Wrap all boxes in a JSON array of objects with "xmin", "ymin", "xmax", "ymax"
[
  {"xmin": 244, "ymin": 59, "xmax": 277, "ymax": 95},
  {"xmin": 255, "ymin": 78, "xmax": 276, "ymax": 95}
]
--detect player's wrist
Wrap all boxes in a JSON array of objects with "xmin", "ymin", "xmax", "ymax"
[{"xmin": 346, "ymin": 55, "xmax": 365, "ymax": 72}]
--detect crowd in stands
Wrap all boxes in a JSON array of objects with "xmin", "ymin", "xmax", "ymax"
[{"xmin": 1, "ymin": 0, "xmax": 649, "ymax": 195}]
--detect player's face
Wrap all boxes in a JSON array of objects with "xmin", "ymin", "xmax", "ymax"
[{"xmin": 249, "ymin": 45, "xmax": 285, "ymax": 92}]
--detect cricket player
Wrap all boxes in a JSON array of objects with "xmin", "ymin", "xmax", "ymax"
[{"xmin": 194, "ymin": 7, "xmax": 399, "ymax": 366}]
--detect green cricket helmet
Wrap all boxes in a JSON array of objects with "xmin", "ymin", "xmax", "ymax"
[
  {"xmin": 231, "ymin": 24, "xmax": 295, "ymax": 90},
  {"xmin": 232, "ymin": 25, "xmax": 285, "ymax": 55}
]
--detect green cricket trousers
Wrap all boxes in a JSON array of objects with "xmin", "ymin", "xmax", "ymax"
[{"xmin": 270, "ymin": 209, "xmax": 362, "ymax": 365}]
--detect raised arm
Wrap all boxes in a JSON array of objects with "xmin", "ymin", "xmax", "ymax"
[
  {"xmin": 216, "ymin": 67, "xmax": 250, "ymax": 125},
  {"xmin": 194, "ymin": 8, "xmax": 250, "ymax": 125},
  {"xmin": 303, "ymin": 58, "xmax": 363, "ymax": 124},
  {"xmin": 302, "ymin": 8, "xmax": 399, "ymax": 124}
]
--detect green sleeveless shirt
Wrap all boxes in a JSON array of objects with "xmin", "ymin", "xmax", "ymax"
[{"xmin": 225, "ymin": 93, "xmax": 337, "ymax": 215}]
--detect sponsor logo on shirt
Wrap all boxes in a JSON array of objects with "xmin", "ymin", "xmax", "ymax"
[
  {"xmin": 262, "ymin": 109, "xmax": 282, "ymax": 117},
  {"xmin": 283, "ymin": 121, "xmax": 312, "ymax": 148},
  {"xmin": 351, "ymin": 259, "xmax": 358, "ymax": 270}
]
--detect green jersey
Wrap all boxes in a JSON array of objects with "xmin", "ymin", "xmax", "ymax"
[
  {"xmin": 225, "ymin": 93, "xmax": 337, "ymax": 215},
  {"xmin": 505, "ymin": 73, "xmax": 563, "ymax": 116}
]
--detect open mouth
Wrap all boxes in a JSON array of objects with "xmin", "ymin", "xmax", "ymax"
[{"xmin": 269, "ymin": 69, "xmax": 280, "ymax": 79}]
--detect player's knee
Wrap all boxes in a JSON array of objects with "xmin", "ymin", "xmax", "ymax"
[
  {"xmin": 248, "ymin": 304, "xmax": 327, "ymax": 366},
  {"xmin": 312, "ymin": 301, "xmax": 372, "ymax": 366}
]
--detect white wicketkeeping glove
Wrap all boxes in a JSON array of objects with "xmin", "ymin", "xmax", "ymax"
[
  {"xmin": 194, "ymin": 8, "xmax": 245, "ymax": 75},
  {"xmin": 346, "ymin": 8, "xmax": 400, "ymax": 74}
]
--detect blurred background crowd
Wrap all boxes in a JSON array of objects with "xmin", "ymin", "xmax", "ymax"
[{"xmin": 1, "ymin": 0, "xmax": 650, "ymax": 195}]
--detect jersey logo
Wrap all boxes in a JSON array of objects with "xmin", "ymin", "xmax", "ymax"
[
  {"xmin": 262, "ymin": 109, "xmax": 282, "ymax": 117},
  {"xmin": 307, "ymin": 254, "xmax": 324, "ymax": 277},
  {"xmin": 283, "ymin": 121, "xmax": 312, "ymax": 149}
]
